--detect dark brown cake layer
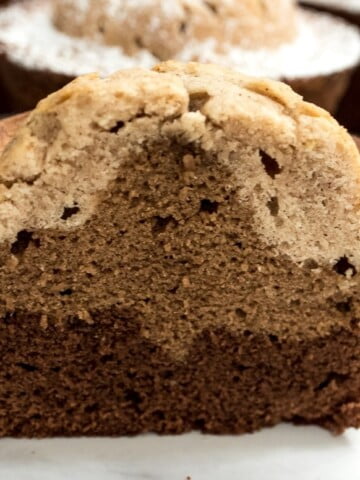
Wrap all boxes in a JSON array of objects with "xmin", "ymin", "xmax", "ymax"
[{"xmin": 0, "ymin": 311, "xmax": 359, "ymax": 437}]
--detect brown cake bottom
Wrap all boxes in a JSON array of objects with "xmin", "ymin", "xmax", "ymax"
[
  {"xmin": 0, "ymin": 54, "xmax": 354, "ymax": 117},
  {"xmin": 0, "ymin": 310, "xmax": 359, "ymax": 437}
]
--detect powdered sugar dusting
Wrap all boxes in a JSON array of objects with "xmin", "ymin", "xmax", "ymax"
[
  {"xmin": 0, "ymin": 2, "xmax": 359, "ymax": 80},
  {"xmin": 103, "ymin": 0, "xmax": 183, "ymax": 22},
  {"xmin": 306, "ymin": 0, "xmax": 360, "ymax": 14},
  {"xmin": 0, "ymin": 3, "xmax": 156, "ymax": 76},
  {"xmin": 73, "ymin": 0, "xmax": 90, "ymax": 12},
  {"xmin": 179, "ymin": 10, "xmax": 360, "ymax": 79}
]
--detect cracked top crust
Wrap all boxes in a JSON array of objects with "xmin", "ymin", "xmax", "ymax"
[{"xmin": 1, "ymin": 61, "xmax": 360, "ymax": 270}]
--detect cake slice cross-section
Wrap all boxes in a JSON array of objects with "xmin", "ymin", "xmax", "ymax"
[{"xmin": 0, "ymin": 61, "xmax": 359, "ymax": 437}]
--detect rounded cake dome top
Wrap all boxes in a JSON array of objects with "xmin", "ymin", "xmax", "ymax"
[{"xmin": 53, "ymin": 0, "xmax": 298, "ymax": 60}]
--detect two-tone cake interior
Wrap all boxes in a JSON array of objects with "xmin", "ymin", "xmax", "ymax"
[{"xmin": 0, "ymin": 62, "xmax": 359, "ymax": 436}]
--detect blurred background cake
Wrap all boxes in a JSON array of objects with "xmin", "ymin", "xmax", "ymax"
[
  {"xmin": 302, "ymin": 0, "xmax": 360, "ymax": 132},
  {"xmin": 0, "ymin": 0, "xmax": 359, "ymax": 122}
]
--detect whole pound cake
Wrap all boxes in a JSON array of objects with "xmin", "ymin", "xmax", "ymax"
[{"xmin": 0, "ymin": 62, "xmax": 360, "ymax": 437}]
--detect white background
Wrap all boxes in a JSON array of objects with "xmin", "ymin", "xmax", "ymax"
[{"xmin": 0, "ymin": 424, "xmax": 359, "ymax": 480}]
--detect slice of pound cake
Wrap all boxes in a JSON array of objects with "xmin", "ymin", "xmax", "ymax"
[{"xmin": 0, "ymin": 62, "xmax": 359, "ymax": 437}]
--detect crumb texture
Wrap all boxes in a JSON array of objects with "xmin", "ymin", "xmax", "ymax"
[
  {"xmin": 0, "ymin": 315, "xmax": 359, "ymax": 437},
  {"xmin": 0, "ymin": 62, "xmax": 359, "ymax": 435}
]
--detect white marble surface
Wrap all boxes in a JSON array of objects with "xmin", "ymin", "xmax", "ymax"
[{"xmin": 0, "ymin": 424, "xmax": 359, "ymax": 480}]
